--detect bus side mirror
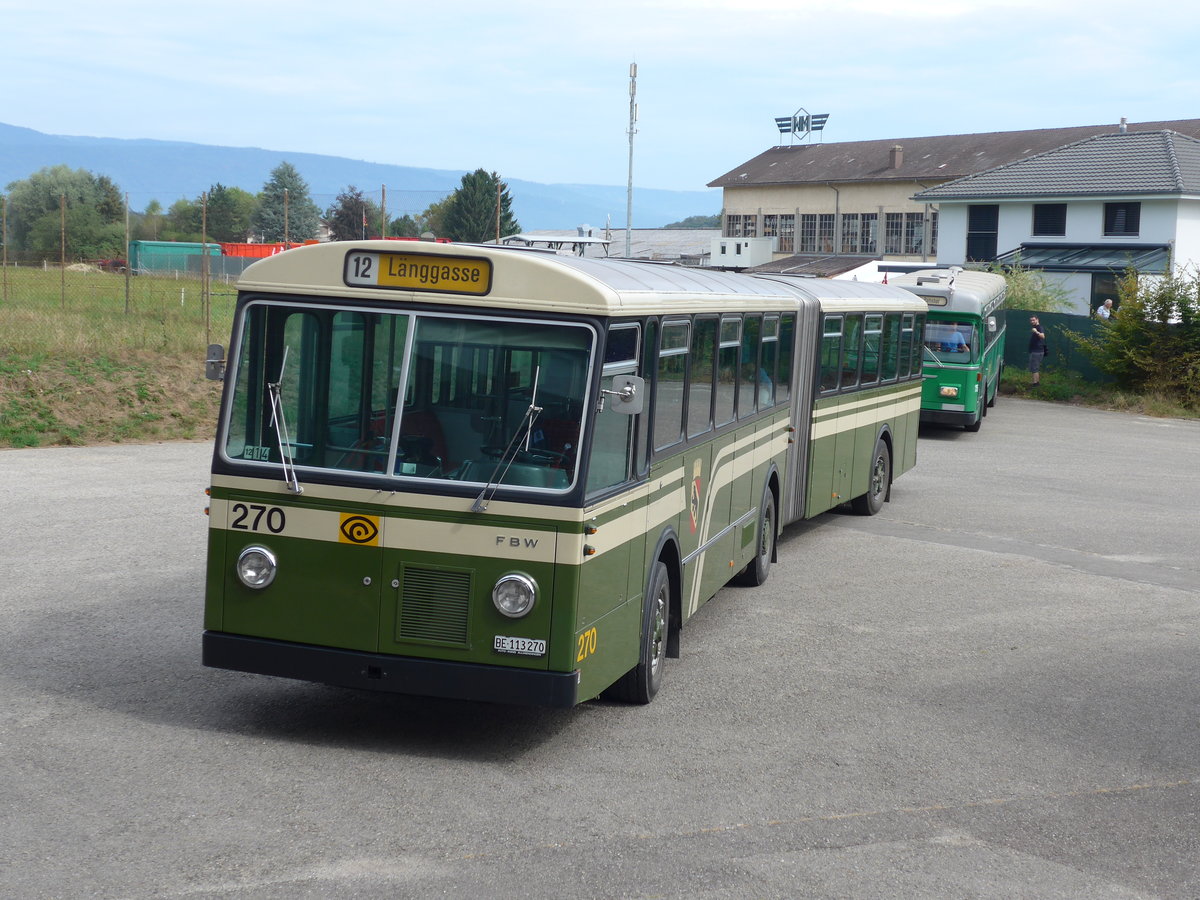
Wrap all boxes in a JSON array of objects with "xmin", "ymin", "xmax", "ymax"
[
  {"xmin": 987, "ymin": 316, "xmax": 997, "ymax": 334},
  {"xmin": 603, "ymin": 374, "xmax": 644, "ymax": 415},
  {"xmin": 206, "ymin": 344, "xmax": 226, "ymax": 381}
]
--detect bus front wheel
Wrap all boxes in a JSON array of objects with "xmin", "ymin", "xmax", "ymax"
[
  {"xmin": 608, "ymin": 561, "xmax": 670, "ymax": 704},
  {"xmin": 852, "ymin": 438, "xmax": 891, "ymax": 516}
]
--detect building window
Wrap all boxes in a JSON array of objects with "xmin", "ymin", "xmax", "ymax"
[
  {"xmin": 818, "ymin": 214, "xmax": 835, "ymax": 252},
  {"xmin": 725, "ymin": 215, "xmax": 743, "ymax": 238},
  {"xmin": 1104, "ymin": 202, "xmax": 1140, "ymax": 236},
  {"xmin": 860, "ymin": 213, "xmax": 878, "ymax": 255},
  {"xmin": 930, "ymin": 211, "xmax": 938, "ymax": 256},
  {"xmin": 778, "ymin": 215, "xmax": 795, "ymax": 253},
  {"xmin": 763, "ymin": 215, "xmax": 777, "ymax": 238},
  {"xmin": 966, "ymin": 204, "xmax": 999, "ymax": 261},
  {"xmin": 742, "ymin": 215, "xmax": 757, "ymax": 238},
  {"xmin": 1033, "ymin": 203, "xmax": 1067, "ymax": 236},
  {"xmin": 883, "ymin": 213, "xmax": 903, "ymax": 254},
  {"xmin": 840, "ymin": 214, "xmax": 860, "ymax": 253},
  {"xmin": 904, "ymin": 213, "xmax": 924, "ymax": 254},
  {"xmin": 799, "ymin": 214, "xmax": 817, "ymax": 252}
]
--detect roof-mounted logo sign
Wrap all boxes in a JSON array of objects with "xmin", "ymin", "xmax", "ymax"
[{"xmin": 775, "ymin": 108, "xmax": 830, "ymax": 145}]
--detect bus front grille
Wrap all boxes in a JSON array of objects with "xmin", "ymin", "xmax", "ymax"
[{"xmin": 397, "ymin": 566, "xmax": 471, "ymax": 645}]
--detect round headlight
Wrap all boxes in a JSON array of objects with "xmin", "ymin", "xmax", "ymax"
[
  {"xmin": 236, "ymin": 546, "xmax": 277, "ymax": 589},
  {"xmin": 492, "ymin": 573, "xmax": 537, "ymax": 618}
]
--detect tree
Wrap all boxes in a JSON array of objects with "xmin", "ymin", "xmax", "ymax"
[
  {"xmin": 441, "ymin": 170, "xmax": 519, "ymax": 243},
  {"xmin": 205, "ymin": 184, "xmax": 257, "ymax": 243},
  {"xmin": 665, "ymin": 214, "xmax": 721, "ymax": 228},
  {"xmin": 389, "ymin": 214, "xmax": 421, "ymax": 238},
  {"xmin": 162, "ymin": 197, "xmax": 202, "ymax": 242},
  {"xmin": 136, "ymin": 199, "xmax": 164, "ymax": 241},
  {"xmin": 253, "ymin": 162, "xmax": 321, "ymax": 243},
  {"xmin": 326, "ymin": 185, "xmax": 382, "ymax": 241},
  {"xmin": 4, "ymin": 165, "xmax": 126, "ymax": 257},
  {"xmin": 987, "ymin": 262, "xmax": 1072, "ymax": 313}
]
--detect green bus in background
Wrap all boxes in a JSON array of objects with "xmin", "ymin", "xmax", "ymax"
[
  {"xmin": 201, "ymin": 241, "xmax": 927, "ymax": 707},
  {"xmin": 891, "ymin": 268, "xmax": 1008, "ymax": 433}
]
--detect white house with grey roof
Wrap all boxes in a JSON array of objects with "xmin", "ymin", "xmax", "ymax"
[{"xmin": 912, "ymin": 129, "xmax": 1200, "ymax": 315}]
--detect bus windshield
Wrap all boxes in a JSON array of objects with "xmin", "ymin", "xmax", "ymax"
[
  {"xmin": 923, "ymin": 320, "xmax": 976, "ymax": 362},
  {"xmin": 223, "ymin": 302, "xmax": 594, "ymax": 491}
]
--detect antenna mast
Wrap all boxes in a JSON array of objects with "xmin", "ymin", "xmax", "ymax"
[{"xmin": 626, "ymin": 63, "xmax": 637, "ymax": 258}]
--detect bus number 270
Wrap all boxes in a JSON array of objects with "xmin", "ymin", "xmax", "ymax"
[
  {"xmin": 576, "ymin": 627, "xmax": 598, "ymax": 663},
  {"xmin": 230, "ymin": 503, "xmax": 286, "ymax": 534}
]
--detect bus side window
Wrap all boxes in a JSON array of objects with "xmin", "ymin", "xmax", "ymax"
[
  {"xmin": 840, "ymin": 314, "xmax": 863, "ymax": 389},
  {"xmin": 715, "ymin": 317, "xmax": 739, "ymax": 426},
  {"xmin": 687, "ymin": 317, "xmax": 717, "ymax": 438},
  {"xmin": 820, "ymin": 315, "xmax": 842, "ymax": 392},
  {"xmin": 776, "ymin": 314, "xmax": 795, "ymax": 404},
  {"xmin": 881, "ymin": 313, "xmax": 901, "ymax": 381},
  {"xmin": 899, "ymin": 314, "xmax": 915, "ymax": 378},
  {"xmin": 861, "ymin": 314, "xmax": 883, "ymax": 384},
  {"xmin": 739, "ymin": 315, "xmax": 762, "ymax": 416},
  {"xmin": 912, "ymin": 314, "xmax": 927, "ymax": 372},
  {"xmin": 760, "ymin": 316, "xmax": 779, "ymax": 407},
  {"xmin": 653, "ymin": 320, "xmax": 689, "ymax": 451}
]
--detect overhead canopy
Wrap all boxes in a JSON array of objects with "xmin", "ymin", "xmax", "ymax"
[{"xmin": 994, "ymin": 243, "xmax": 1171, "ymax": 274}]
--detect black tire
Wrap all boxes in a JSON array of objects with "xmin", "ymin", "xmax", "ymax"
[
  {"xmin": 987, "ymin": 380, "xmax": 997, "ymax": 408},
  {"xmin": 851, "ymin": 438, "xmax": 891, "ymax": 516},
  {"xmin": 965, "ymin": 407, "xmax": 983, "ymax": 432},
  {"xmin": 734, "ymin": 487, "xmax": 775, "ymax": 587},
  {"xmin": 608, "ymin": 561, "xmax": 670, "ymax": 704}
]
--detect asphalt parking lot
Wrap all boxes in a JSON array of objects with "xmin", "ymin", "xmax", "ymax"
[{"xmin": 1, "ymin": 397, "xmax": 1197, "ymax": 898}]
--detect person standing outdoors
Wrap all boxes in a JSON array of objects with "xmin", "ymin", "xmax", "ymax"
[{"xmin": 1028, "ymin": 316, "xmax": 1047, "ymax": 386}]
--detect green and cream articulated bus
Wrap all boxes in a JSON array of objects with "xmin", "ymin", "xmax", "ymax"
[
  {"xmin": 891, "ymin": 268, "xmax": 1008, "ymax": 432},
  {"xmin": 202, "ymin": 241, "xmax": 927, "ymax": 706}
]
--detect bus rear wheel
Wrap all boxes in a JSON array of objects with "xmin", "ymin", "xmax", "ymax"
[
  {"xmin": 608, "ymin": 561, "xmax": 669, "ymax": 704},
  {"xmin": 851, "ymin": 438, "xmax": 890, "ymax": 516},
  {"xmin": 734, "ymin": 487, "xmax": 775, "ymax": 587}
]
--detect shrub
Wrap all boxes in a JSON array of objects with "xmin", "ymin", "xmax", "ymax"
[{"xmin": 1071, "ymin": 268, "xmax": 1200, "ymax": 409}]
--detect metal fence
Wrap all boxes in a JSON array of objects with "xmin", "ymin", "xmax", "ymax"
[
  {"xmin": 1004, "ymin": 309, "xmax": 1108, "ymax": 381},
  {"xmin": 0, "ymin": 261, "xmax": 234, "ymax": 358}
]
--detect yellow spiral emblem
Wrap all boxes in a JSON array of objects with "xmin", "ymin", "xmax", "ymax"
[{"xmin": 338, "ymin": 513, "xmax": 380, "ymax": 545}]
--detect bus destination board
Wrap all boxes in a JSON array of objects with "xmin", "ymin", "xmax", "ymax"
[{"xmin": 344, "ymin": 250, "xmax": 493, "ymax": 296}]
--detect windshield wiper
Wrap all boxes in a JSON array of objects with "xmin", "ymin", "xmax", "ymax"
[
  {"xmin": 267, "ymin": 346, "xmax": 303, "ymax": 494},
  {"xmin": 471, "ymin": 366, "xmax": 542, "ymax": 513}
]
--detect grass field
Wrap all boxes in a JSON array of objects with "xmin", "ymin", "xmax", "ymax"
[{"xmin": 1, "ymin": 266, "xmax": 231, "ymax": 447}]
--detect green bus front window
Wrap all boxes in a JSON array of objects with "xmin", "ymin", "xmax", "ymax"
[{"xmin": 924, "ymin": 321, "xmax": 977, "ymax": 362}]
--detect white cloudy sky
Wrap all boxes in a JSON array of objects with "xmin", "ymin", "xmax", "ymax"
[{"xmin": 3, "ymin": 0, "xmax": 1197, "ymax": 191}]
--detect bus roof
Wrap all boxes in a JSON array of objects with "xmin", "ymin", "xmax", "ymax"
[
  {"xmin": 889, "ymin": 268, "xmax": 1007, "ymax": 316},
  {"xmin": 236, "ymin": 240, "xmax": 926, "ymax": 317}
]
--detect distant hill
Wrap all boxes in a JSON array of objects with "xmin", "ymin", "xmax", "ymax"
[{"xmin": 0, "ymin": 122, "xmax": 719, "ymax": 230}]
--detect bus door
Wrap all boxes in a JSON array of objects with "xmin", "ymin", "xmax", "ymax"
[{"xmin": 576, "ymin": 324, "xmax": 646, "ymax": 696}]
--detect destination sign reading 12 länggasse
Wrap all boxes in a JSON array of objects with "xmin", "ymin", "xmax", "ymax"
[{"xmin": 343, "ymin": 250, "xmax": 493, "ymax": 295}]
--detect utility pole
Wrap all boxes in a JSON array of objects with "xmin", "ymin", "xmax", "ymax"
[{"xmin": 626, "ymin": 63, "xmax": 637, "ymax": 258}]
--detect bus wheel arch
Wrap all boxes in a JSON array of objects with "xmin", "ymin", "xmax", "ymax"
[
  {"xmin": 653, "ymin": 534, "xmax": 683, "ymax": 660},
  {"xmin": 607, "ymin": 535, "xmax": 678, "ymax": 704}
]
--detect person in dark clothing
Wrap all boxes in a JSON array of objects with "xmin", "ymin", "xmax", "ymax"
[{"xmin": 1028, "ymin": 316, "xmax": 1046, "ymax": 385}]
